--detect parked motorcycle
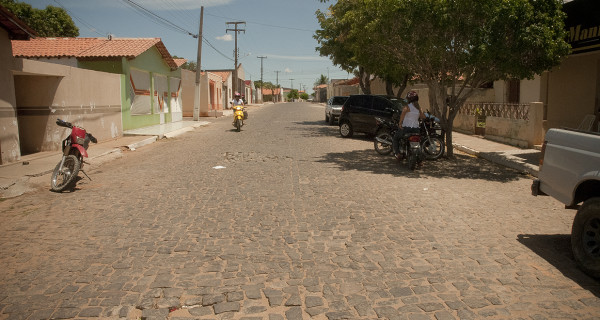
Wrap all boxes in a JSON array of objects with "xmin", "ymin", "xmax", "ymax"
[
  {"xmin": 232, "ymin": 105, "xmax": 245, "ymax": 132},
  {"xmin": 50, "ymin": 119, "xmax": 97, "ymax": 192},
  {"xmin": 420, "ymin": 112, "xmax": 445, "ymax": 160},
  {"xmin": 374, "ymin": 116, "xmax": 423, "ymax": 170},
  {"xmin": 373, "ymin": 112, "xmax": 444, "ymax": 160}
]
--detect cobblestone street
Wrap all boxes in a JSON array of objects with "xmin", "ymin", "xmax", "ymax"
[{"xmin": 0, "ymin": 102, "xmax": 599, "ymax": 319}]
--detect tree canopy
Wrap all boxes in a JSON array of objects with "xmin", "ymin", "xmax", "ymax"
[
  {"xmin": 315, "ymin": 0, "xmax": 569, "ymax": 156},
  {"xmin": 1, "ymin": 0, "xmax": 79, "ymax": 37},
  {"xmin": 314, "ymin": 74, "xmax": 329, "ymax": 87}
]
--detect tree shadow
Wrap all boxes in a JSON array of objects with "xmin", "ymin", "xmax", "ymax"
[
  {"xmin": 291, "ymin": 120, "xmax": 523, "ymax": 182},
  {"xmin": 315, "ymin": 148, "xmax": 522, "ymax": 182},
  {"xmin": 290, "ymin": 121, "xmax": 374, "ymax": 141},
  {"xmin": 517, "ymin": 234, "xmax": 600, "ymax": 296},
  {"xmin": 508, "ymin": 151, "xmax": 542, "ymax": 167}
]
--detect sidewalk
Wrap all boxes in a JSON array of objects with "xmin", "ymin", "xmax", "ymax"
[
  {"xmin": 0, "ymin": 120, "xmax": 210, "ymax": 198},
  {"xmin": 451, "ymin": 131, "xmax": 540, "ymax": 176},
  {"xmin": 0, "ymin": 115, "xmax": 540, "ymax": 199}
]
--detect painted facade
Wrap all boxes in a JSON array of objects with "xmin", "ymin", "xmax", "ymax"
[{"xmin": 12, "ymin": 37, "xmax": 185, "ymax": 131}]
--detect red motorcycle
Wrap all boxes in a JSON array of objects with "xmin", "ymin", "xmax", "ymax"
[{"xmin": 50, "ymin": 119, "xmax": 97, "ymax": 192}]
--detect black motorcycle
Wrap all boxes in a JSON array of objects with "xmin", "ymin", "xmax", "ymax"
[
  {"xmin": 420, "ymin": 112, "xmax": 445, "ymax": 160},
  {"xmin": 374, "ymin": 112, "xmax": 445, "ymax": 161},
  {"xmin": 373, "ymin": 116, "xmax": 423, "ymax": 170}
]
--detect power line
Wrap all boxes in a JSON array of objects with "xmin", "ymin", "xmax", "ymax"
[
  {"xmin": 54, "ymin": 0, "xmax": 105, "ymax": 36},
  {"xmin": 120, "ymin": 0, "xmax": 197, "ymax": 38},
  {"xmin": 205, "ymin": 12, "xmax": 315, "ymax": 32},
  {"xmin": 114, "ymin": 0, "xmax": 233, "ymax": 64}
]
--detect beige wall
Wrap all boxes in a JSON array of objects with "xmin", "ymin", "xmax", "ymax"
[
  {"xmin": 181, "ymin": 69, "xmax": 195, "ymax": 117},
  {"xmin": 0, "ymin": 28, "xmax": 20, "ymax": 164},
  {"xmin": 546, "ymin": 53, "xmax": 599, "ymax": 130},
  {"xmin": 12, "ymin": 59, "xmax": 122, "ymax": 155},
  {"xmin": 181, "ymin": 70, "xmax": 225, "ymax": 118}
]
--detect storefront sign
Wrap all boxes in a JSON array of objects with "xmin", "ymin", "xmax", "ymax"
[{"xmin": 564, "ymin": 0, "xmax": 600, "ymax": 54}]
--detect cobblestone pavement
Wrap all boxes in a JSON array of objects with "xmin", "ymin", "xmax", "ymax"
[{"xmin": 0, "ymin": 102, "xmax": 599, "ymax": 320}]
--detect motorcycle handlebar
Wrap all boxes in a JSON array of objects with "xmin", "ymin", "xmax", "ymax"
[
  {"xmin": 87, "ymin": 133, "xmax": 98, "ymax": 144},
  {"xmin": 56, "ymin": 119, "xmax": 73, "ymax": 128}
]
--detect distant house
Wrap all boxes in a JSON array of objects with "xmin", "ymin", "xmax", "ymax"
[
  {"xmin": 180, "ymin": 70, "xmax": 225, "ymax": 118},
  {"xmin": 12, "ymin": 37, "xmax": 185, "ymax": 131},
  {"xmin": 261, "ymin": 88, "xmax": 284, "ymax": 103}
]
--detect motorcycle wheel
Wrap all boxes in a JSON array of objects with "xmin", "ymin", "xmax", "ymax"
[
  {"xmin": 422, "ymin": 136, "xmax": 445, "ymax": 160},
  {"xmin": 50, "ymin": 154, "xmax": 80, "ymax": 192},
  {"xmin": 236, "ymin": 118, "xmax": 241, "ymax": 132},
  {"xmin": 374, "ymin": 130, "xmax": 393, "ymax": 155},
  {"xmin": 407, "ymin": 151, "xmax": 418, "ymax": 170}
]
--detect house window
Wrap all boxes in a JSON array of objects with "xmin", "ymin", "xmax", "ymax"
[{"xmin": 130, "ymin": 69, "xmax": 152, "ymax": 115}]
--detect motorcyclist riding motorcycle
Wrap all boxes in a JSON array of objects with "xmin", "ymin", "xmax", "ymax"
[
  {"xmin": 393, "ymin": 90, "xmax": 425, "ymax": 160},
  {"xmin": 231, "ymin": 92, "xmax": 244, "ymax": 109}
]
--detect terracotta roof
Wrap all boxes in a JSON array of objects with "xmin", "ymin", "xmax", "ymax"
[
  {"xmin": 173, "ymin": 58, "xmax": 187, "ymax": 67},
  {"xmin": 11, "ymin": 37, "xmax": 179, "ymax": 70},
  {"xmin": 262, "ymin": 88, "xmax": 282, "ymax": 95},
  {"xmin": 334, "ymin": 77, "xmax": 359, "ymax": 86},
  {"xmin": 210, "ymin": 71, "xmax": 230, "ymax": 82}
]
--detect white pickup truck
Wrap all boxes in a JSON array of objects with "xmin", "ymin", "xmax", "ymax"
[{"xmin": 531, "ymin": 127, "xmax": 600, "ymax": 278}]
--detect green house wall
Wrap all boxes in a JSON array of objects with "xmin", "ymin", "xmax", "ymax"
[{"xmin": 78, "ymin": 46, "xmax": 181, "ymax": 131}]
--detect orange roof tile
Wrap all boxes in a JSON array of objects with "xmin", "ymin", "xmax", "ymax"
[
  {"xmin": 262, "ymin": 88, "xmax": 282, "ymax": 95},
  {"xmin": 211, "ymin": 71, "xmax": 230, "ymax": 82},
  {"xmin": 173, "ymin": 58, "xmax": 187, "ymax": 67},
  {"xmin": 11, "ymin": 37, "xmax": 179, "ymax": 70}
]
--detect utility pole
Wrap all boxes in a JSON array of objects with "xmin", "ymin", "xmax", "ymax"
[
  {"xmin": 257, "ymin": 56, "xmax": 267, "ymax": 103},
  {"xmin": 290, "ymin": 79, "xmax": 294, "ymax": 90},
  {"xmin": 275, "ymin": 70, "xmax": 280, "ymax": 102},
  {"xmin": 193, "ymin": 7, "xmax": 204, "ymax": 121},
  {"xmin": 226, "ymin": 21, "xmax": 245, "ymax": 96}
]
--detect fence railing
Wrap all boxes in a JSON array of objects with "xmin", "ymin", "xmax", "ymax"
[{"xmin": 459, "ymin": 103, "xmax": 530, "ymax": 120}]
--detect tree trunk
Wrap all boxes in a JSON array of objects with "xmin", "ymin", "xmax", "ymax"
[
  {"xmin": 358, "ymin": 66, "xmax": 371, "ymax": 94},
  {"xmin": 385, "ymin": 81, "xmax": 394, "ymax": 96}
]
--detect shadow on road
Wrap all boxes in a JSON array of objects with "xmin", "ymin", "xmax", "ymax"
[
  {"xmin": 517, "ymin": 234, "xmax": 600, "ymax": 297},
  {"xmin": 293, "ymin": 120, "xmax": 523, "ymax": 182},
  {"xmin": 315, "ymin": 148, "xmax": 522, "ymax": 182}
]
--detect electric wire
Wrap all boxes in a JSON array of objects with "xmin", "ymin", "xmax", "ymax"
[
  {"xmin": 120, "ymin": 0, "xmax": 198, "ymax": 38},
  {"xmin": 53, "ymin": 0, "xmax": 105, "ymax": 37}
]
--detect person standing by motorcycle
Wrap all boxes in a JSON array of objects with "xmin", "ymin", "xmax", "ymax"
[{"xmin": 393, "ymin": 91, "xmax": 425, "ymax": 160}]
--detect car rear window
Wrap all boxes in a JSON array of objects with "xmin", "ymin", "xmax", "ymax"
[
  {"xmin": 373, "ymin": 96, "xmax": 394, "ymax": 111},
  {"xmin": 332, "ymin": 97, "xmax": 348, "ymax": 105},
  {"xmin": 348, "ymin": 95, "xmax": 372, "ymax": 108}
]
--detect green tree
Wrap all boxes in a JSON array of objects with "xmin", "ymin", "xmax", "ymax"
[
  {"xmin": 316, "ymin": 0, "xmax": 569, "ymax": 157},
  {"xmin": 315, "ymin": 0, "xmax": 411, "ymax": 96},
  {"xmin": 172, "ymin": 56, "xmax": 197, "ymax": 71},
  {"xmin": 1, "ymin": 0, "xmax": 78, "ymax": 37},
  {"xmin": 300, "ymin": 92, "xmax": 309, "ymax": 100},
  {"xmin": 314, "ymin": 74, "xmax": 329, "ymax": 87},
  {"xmin": 287, "ymin": 89, "xmax": 299, "ymax": 101}
]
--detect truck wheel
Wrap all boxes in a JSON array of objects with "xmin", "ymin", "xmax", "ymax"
[{"xmin": 571, "ymin": 197, "xmax": 600, "ymax": 278}]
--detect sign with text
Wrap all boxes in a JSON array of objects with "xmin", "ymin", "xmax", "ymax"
[{"xmin": 564, "ymin": 0, "xmax": 600, "ymax": 54}]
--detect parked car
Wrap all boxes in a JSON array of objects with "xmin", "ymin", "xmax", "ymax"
[
  {"xmin": 531, "ymin": 128, "xmax": 600, "ymax": 278},
  {"xmin": 325, "ymin": 96, "xmax": 349, "ymax": 125},
  {"xmin": 338, "ymin": 94, "xmax": 405, "ymax": 138}
]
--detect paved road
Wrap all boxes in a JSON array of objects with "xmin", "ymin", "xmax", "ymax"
[{"xmin": 0, "ymin": 102, "xmax": 598, "ymax": 320}]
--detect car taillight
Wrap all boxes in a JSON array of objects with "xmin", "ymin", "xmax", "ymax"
[{"xmin": 539, "ymin": 140, "xmax": 547, "ymax": 168}]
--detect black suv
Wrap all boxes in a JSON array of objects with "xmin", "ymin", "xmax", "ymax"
[{"xmin": 338, "ymin": 95, "xmax": 405, "ymax": 138}]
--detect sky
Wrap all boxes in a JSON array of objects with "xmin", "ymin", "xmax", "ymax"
[{"xmin": 24, "ymin": 0, "xmax": 351, "ymax": 93}]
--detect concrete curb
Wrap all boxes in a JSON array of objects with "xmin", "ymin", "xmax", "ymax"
[{"xmin": 453, "ymin": 143, "xmax": 539, "ymax": 177}]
